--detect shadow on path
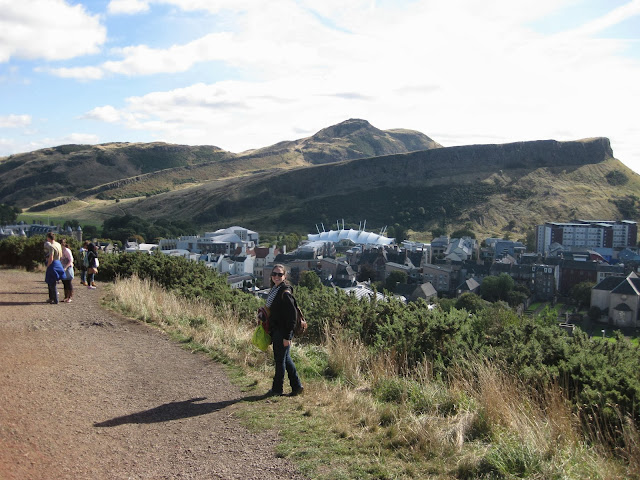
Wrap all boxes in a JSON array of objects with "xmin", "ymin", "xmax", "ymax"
[
  {"xmin": 94, "ymin": 393, "xmax": 275, "ymax": 427},
  {"xmin": 0, "ymin": 301, "xmax": 45, "ymax": 306}
]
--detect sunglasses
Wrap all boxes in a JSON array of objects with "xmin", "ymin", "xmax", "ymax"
[{"xmin": 271, "ymin": 272, "xmax": 285, "ymax": 277}]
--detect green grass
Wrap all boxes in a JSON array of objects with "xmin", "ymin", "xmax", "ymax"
[
  {"xmin": 101, "ymin": 275, "xmax": 637, "ymax": 480},
  {"xmin": 17, "ymin": 212, "xmax": 101, "ymax": 229}
]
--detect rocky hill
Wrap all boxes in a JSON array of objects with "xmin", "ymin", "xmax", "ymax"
[
  {"xmin": 0, "ymin": 119, "xmax": 439, "ymax": 209},
  {"xmin": 73, "ymin": 136, "xmax": 640, "ymax": 240},
  {"xmin": 2, "ymin": 118, "xmax": 638, "ymax": 241}
]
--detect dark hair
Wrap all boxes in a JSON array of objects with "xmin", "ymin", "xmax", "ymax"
[
  {"xmin": 269, "ymin": 263, "xmax": 288, "ymax": 287},
  {"xmin": 46, "ymin": 232, "xmax": 55, "ymax": 241}
]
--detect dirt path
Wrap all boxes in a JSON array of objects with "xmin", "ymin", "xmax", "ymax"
[{"xmin": 0, "ymin": 269, "xmax": 305, "ymax": 480}]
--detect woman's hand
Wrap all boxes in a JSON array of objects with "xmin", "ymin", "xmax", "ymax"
[{"xmin": 283, "ymin": 339, "xmax": 291, "ymax": 347}]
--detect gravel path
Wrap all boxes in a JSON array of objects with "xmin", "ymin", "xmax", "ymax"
[{"xmin": 0, "ymin": 269, "xmax": 305, "ymax": 480}]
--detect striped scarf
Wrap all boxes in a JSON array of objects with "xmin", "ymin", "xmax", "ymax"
[{"xmin": 266, "ymin": 283, "xmax": 284, "ymax": 308}]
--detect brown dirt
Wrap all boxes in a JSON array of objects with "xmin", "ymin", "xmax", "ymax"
[{"xmin": 0, "ymin": 269, "xmax": 306, "ymax": 480}]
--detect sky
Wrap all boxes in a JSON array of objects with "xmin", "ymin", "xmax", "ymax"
[{"xmin": 1, "ymin": 0, "xmax": 639, "ymax": 173}]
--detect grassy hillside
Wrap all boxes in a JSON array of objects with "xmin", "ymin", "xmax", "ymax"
[
  {"xmin": 0, "ymin": 119, "xmax": 438, "ymax": 209},
  {"xmin": 0, "ymin": 142, "xmax": 233, "ymax": 208},
  {"xmin": 51, "ymin": 137, "xmax": 639, "ymax": 241},
  {"xmin": 5, "ymin": 120, "xmax": 639, "ymax": 242}
]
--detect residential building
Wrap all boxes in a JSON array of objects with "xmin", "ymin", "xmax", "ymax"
[
  {"xmin": 422, "ymin": 263, "xmax": 453, "ymax": 294},
  {"xmin": 430, "ymin": 236, "xmax": 449, "ymax": 259},
  {"xmin": 253, "ymin": 246, "xmax": 281, "ymax": 286},
  {"xmin": 530, "ymin": 264, "xmax": 559, "ymax": 301},
  {"xmin": 456, "ymin": 278, "xmax": 480, "ymax": 297},
  {"xmin": 559, "ymin": 259, "xmax": 599, "ymax": 294},
  {"xmin": 444, "ymin": 237, "xmax": 478, "ymax": 262},
  {"xmin": 591, "ymin": 273, "xmax": 640, "ymax": 328},
  {"xmin": 535, "ymin": 220, "xmax": 637, "ymax": 255}
]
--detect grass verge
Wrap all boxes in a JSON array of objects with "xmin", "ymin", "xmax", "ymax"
[{"xmin": 104, "ymin": 275, "xmax": 639, "ymax": 479}]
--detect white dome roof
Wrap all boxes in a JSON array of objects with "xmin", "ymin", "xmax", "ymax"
[{"xmin": 308, "ymin": 228, "xmax": 394, "ymax": 246}]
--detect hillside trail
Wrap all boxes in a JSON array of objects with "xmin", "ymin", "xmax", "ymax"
[{"xmin": 0, "ymin": 269, "xmax": 305, "ymax": 480}]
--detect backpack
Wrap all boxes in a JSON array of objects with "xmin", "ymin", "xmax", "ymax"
[
  {"xmin": 282, "ymin": 286, "xmax": 308, "ymax": 336},
  {"xmin": 82, "ymin": 249, "xmax": 90, "ymax": 268},
  {"xmin": 291, "ymin": 293, "xmax": 308, "ymax": 337}
]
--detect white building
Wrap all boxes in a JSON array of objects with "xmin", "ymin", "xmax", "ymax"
[{"xmin": 536, "ymin": 220, "xmax": 637, "ymax": 255}]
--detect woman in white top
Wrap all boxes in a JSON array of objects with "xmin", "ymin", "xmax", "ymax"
[
  {"xmin": 60, "ymin": 238, "xmax": 74, "ymax": 302},
  {"xmin": 44, "ymin": 232, "xmax": 65, "ymax": 304}
]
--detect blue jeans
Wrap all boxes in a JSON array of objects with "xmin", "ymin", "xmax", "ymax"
[{"xmin": 271, "ymin": 330, "xmax": 302, "ymax": 394}]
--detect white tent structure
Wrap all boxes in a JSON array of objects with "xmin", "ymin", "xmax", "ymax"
[{"xmin": 307, "ymin": 221, "xmax": 394, "ymax": 246}]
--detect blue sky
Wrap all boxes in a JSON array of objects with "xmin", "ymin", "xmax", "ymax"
[{"xmin": 1, "ymin": 0, "xmax": 639, "ymax": 173}]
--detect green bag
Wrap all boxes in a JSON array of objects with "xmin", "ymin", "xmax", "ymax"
[{"xmin": 251, "ymin": 324, "xmax": 271, "ymax": 352}]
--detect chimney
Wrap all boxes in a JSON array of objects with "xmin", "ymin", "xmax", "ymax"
[{"xmin": 283, "ymin": 244, "xmax": 287, "ymax": 254}]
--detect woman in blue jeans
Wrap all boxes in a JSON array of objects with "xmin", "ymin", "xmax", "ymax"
[{"xmin": 265, "ymin": 264, "xmax": 303, "ymax": 397}]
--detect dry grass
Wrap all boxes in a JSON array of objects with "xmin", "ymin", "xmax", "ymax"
[{"xmin": 106, "ymin": 275, "xmax": 638, "ymax": 479}]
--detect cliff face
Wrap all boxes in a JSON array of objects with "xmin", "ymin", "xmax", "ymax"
[
  {"xmin": 117, "ymin": 136, "xmax": 622, "ymax": 234},
  {"xmin": 257, "ymin": 137, "xmax": 615, "ymax": 197}
]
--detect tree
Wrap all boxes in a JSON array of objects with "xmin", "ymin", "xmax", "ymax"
[
  {"xmin": 431, "ymin": 227, "xmax": 446, "ymax": 239},
  {"xmin": 480, "ymin": 273, "xmax": 515, "ymax": 302},
  {"xmin": 384, "ymin": 270, "xmax": 407, "ymax": 292},
  {"xmin": 358, "ymin": 264, "xmax": 376, "ymax": 282},
  {"xmin": 63, "ymin": 219, "xmax": 80, "ymax": 230},
  {"xmin": 82, "ymin": 225, "xmax": 99, "ymax": 240},
  {"xmin": 388, "ymin": 224, "xmax": 408, "ymax": 242},
  {"xmin": 588, "ymin": 305, "xmax": 602, "ymax": 322},
  {"xmin": 570, "ymin": 281, "xmax": 595, "ymax": 310},
  {"xmin": 0, "ymin": 203, "xmax": 19, "ymax": 224},
  {"xmin": 455, "ymin": 292, "xmax": 489, "ymax": 313},
  {"xmin": 451, "ymin": 228, "xmax": 475, "ymax": 239},
  {"xmin": 282, "ymin": 232, "xmax": 301, "ymax": 252},
  {"xmin": 299, "ymin": 270, "xmax": 322, "ymax": 291}
]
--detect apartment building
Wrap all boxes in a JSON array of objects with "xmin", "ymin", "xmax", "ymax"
[{"xmin": 535, "ymin": 220, "xmax": 637, "ymax": 255}]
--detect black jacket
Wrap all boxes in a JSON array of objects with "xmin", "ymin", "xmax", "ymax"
[
  {"xmin": 87, "ymin": 249, "xmax": 98, "ymax": 269},
  {"xmin": 268, "ymin": 284, "xmax": 297, "ymax": 340}
]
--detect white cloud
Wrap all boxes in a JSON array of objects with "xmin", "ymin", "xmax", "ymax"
[
  {"xmin": 566, "ymin": 0, "xmax": 640, "ymax": 36},
  {"xmin": 0, "ymin": 0, "xmax": 106, "ymax": 62},
  {"xmin": 0, "ymin": 114, "xmax": 31, "ymax": 128},
  {"xmin": 0, "ymin": 132, "xmax": 99, "ymax": 157},
  {"xmin": 41, "ymin": 65, "xmax": 105, "ymax": 80},
  {"xmin": 82, "ymin": 105, "xmax": 123, "ymax": 123},
  {"xmin": 62, "ymin": 133, "xmax": 100, "ymax": 144},
  {"xmin": 13, "ymin": 0, "xmax": 640, "ymax": 171},
  {"xmin": 107, "ymin": 0, "xmax": 150, "ymax": 15}
]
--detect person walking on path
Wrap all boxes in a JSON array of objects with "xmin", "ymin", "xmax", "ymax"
[
  {"xmin": 44, "ymin": 232, "xmax": 65, "ymax": 304},
  {"xmin": 86, "ymin": 242, "xmax": 99, "ymax": 289},
  {"xmin": 264, "ymin": 264, "xmax": 304, "ymax": 397},
  {"xmin": 60, "ymin": 238, "xmax": 75, "ymax": 302},
  {"xmin": 79, "ymin": 240, "xmax": 89, "ymax": 286}
]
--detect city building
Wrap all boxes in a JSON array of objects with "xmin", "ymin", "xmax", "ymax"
[{"xmin": 535, "ymin": 220, "xmax": 637, "ymax": 255}]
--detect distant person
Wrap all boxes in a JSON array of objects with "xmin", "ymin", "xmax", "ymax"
[
  {"xmin": 86, "ymin": 243, "xmax": 99, "ymax": 289},
  {"xmin": 60, "ymin": 238, "xmax": 74, "ymax": 303},
  {"xmin": 79, "ymin": 240, "xmax": 89, "ymax": 286},
  {"xmin": 264, "ymin": 264, "xmax": 303, "ymax": 397},
  {"xmin": 44, "ymin": 232, "xmax": 65, "ymax": 304}
]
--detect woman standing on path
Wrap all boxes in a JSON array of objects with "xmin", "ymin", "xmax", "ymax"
[
  {"xmin": 86, "ymin": 243, "xmax": 98, "ymax": 289},
  {"xmin": 60, "ymin": 238, "xmax": 74, "ymax": 302},
  {"xmin": 44, "ymin": 232, "xmax": 65, "ymax": 304},
  {"xmin": 79, "ymin": 240, "xmax": 89, "ymax": 286},
  {"xmin": 265, "ymin": 264, "xmax": 304, "ymax": 397}
]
